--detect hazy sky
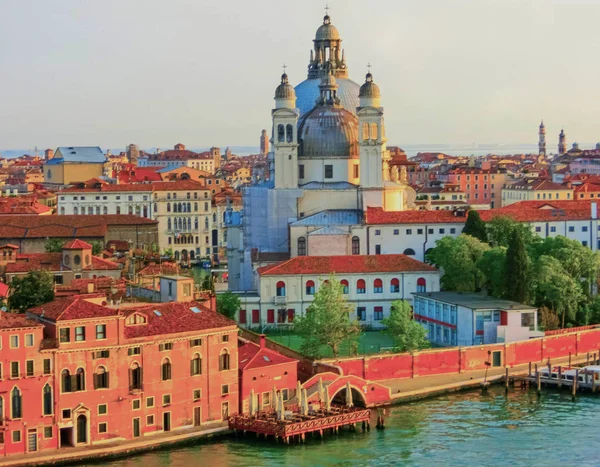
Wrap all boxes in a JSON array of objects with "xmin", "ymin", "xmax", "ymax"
[{"xmin": 1, "ymin": 0, "xmax": 599, "ymax": 151}]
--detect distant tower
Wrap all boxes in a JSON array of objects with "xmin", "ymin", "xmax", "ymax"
[
  {"xmin": 260, "ymin": 129, "xmax": 269, "ymax": 155},
  {"xmin": 272, "ymin": 71, "xmax": 299, "ymax": 189},
  {"xmin": 538, "ymin": 120, "xmax": 546, "ymax": 156},
  {"xmin": 596, "ymin": 142, "xmax": 600, "ymax": 151},
  {"xmin": 44, "ymin": 148, "xmax": 54, "ymax": 161},
  {"xmin": 558, "ymin": 129, "xmax": 567, "ymax": 155},
  {"xmin": 127, "ymin": 144, "xmax": 139, "ymax": 165}
]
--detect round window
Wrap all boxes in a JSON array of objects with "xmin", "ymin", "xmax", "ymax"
[
  {"xmin": 64, "ymin": 254, "xmax": 70, "ymax": 265},
  {"xmin": 74, "ymin": 255, "xmax": 81, "ymax": 266}
]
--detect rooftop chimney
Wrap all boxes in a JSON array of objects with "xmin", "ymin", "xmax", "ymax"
[{"xmin": 259, "ymin": 334, "xmax": 266, "ymax": 349}]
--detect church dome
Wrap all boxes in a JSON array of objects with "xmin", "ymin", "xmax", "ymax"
[
  {"xmin": 274, "ymin": 73, "xmax": 296, "ymax": 100},
  {"xmin": 315, "ymin": 15, "xmax": 340, "ymax": 40},
  {"xmin": 298, "ymin": 106, "xmax": 359, "ymax": 159},
  {"xmin": 359, "ymin": 72, "xmax": 380, "ymax": 98},
  {"xmin": 295, "ymin": 78, "xmax": 359, "ymax": 116}
]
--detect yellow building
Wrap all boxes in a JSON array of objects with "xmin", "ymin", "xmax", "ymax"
[
  {"xmin": 501, "ymin": 179, "xmax": 573, "ymax": 206},
  {"xmin": 44, "ymin": 146, "xmax": 107, "ymax": 186}
]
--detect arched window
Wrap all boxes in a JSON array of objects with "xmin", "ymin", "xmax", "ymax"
[
  {"xmin": 362, "ymin": 122, "xmax": 369, "ymax": 141},
  {"xmin": 88, "ymin": 207, "xmax": 93, "ymax": 215},
  {"xmin": 373, "ymin": 278, "xmax": 383, "ymax": 293},
  {"xmin": 61, "ymin": 369, "xmax": 72, "ymax": 393},
  {"xmin": 187, "ymin": 202, "xmax": 191, "ymax": 212},
  {"xmin": 130, "ymin": 363, "xmax": 142, "ymax": 390},
  {"xmin": 94, "ymin": 366, "xmax": 109, "ymax": 389},
  {"xmin": 191, "ymin": 353, "xmax": 202, "ymax": 376},
  {"xmin": 167, "ymin": 203, "xmax": 171, "ymax": 212},
  {"xmin": 352, "ymin": 236, "xmax": 360, "ymax": 255},
  {"xmin": 305, "ymin": 280, "xmax": 315, "ymax": 295},
  {"xmin": 168, "ymin": 218, "xmax": 172, "ymax": 230},
  {"xmin": 297, "ymin": 237, "xmax": 306, "ymax": 256},
  {"xmin": 117, "ymin": 206, "xmax": 121, "ymax": 214},
  {"xmin": 277, "ymin": 124, "xmax": 285, "ymax": 142},
  {"xmin": 357, "ymin": 279, "xmax": 366, "ymax": 294},
  {"xmin": 178, "ymin": 218, "xmax": 183, "ymax": 230},
  {"xmin": 204, "ymin": 202, "xmax": 209, "ymax": 212},
  {"xmin": 417, "ymin": 277, "xmax": 427, "ymax": 293},
  {"xmin": 161, "ymin": 358, "xmax": 172, "ymax": 381},
  {"xmin": 103, "ymin": 206, "xmax": 108, "ymax": 215},
  {"xmin": 219, "ymin": 350, "xmax": 230, "ymax": 371},
  {"xmin": 73, "ymin": 207, "xmax": 78, "ymax": 215},
  {"xmin": 194, "ymin": 202, "xmax": 198, "ymax": 212},
  {"xmin": 75, "ymin": 368, "xmax": 85, "ymax": 391},
  {"xmin": 340, "ymin": 279, "xmax": 349, "ymax": 294},
  {"xmin": 135, "ymin": 206, "xmax": 141, "ymax": 216},
  {"xmin": 11, "ymin": 387, "xmax": 22, "ymax": 419},
  {"xmin": 286, "ymin": 124, "xmax": 294, "ymax": 143},
  {"xmin": 95, "ymin": 206, "xmax": 100, "ymax": 215},
  {"xmin": 370, "ymin": 122, "xmax": 378, "ymax": 140},
  {"xmin": 43, "ymin": 384, "xmax": 53, "ymax": 415},
  {"xmin": 195, "ymin": 217, "xmax": 199, "ymax": 229},
  {"xmin": 391, "ymin": 278, "xmax": 400, "ymax": 293},
  {"xmin": 205, "ymin": 217, "xmax": 209, "ymax": 228},
  {"xmin": 276, "ymin": 281, "xmax": 286, "ymax": 297},
  {"xmin": 212, "ymin": 212, "xmax": 217, "ymax": 222},
  {"xmin": 403, "ymin": 248, "xmax": 416, "ymax": 256}
]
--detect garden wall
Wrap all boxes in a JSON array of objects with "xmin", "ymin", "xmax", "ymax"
[{"xmin": 319, "ymin": 327, "xmax": 600, "ymax": 382}]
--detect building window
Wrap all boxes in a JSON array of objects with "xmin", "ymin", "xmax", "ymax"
[
  {"xmin": 128, "ymin": 347, "xmax": 141, "ymax": 356},
  {"xmin": 191, "ymin": 354, "xmax": 202, "ymax": 376},
  {"xmin": 161, "ymin": 359, "xmax": 172, "ymax": 381},
  {"xmin": 357, "ymin": 279, "xmax": 366, "ymax": 294},
  {"xmin": 190, "ymin": 338, "xmax": 202, "ymax": 347},
  {"xmin": 417, "ymin": 277, "xmax": 427, "ymax": 293},
  {"xmin": 403, "ymin": 248, "xmax": 415, "ymax": 255},
  {"xmin": 94, "ymin": 366, "xmax": 109, "ymax": 389},
  {"xmin": 146, "ymin": 415, "xmax": 155, "ymax": 426},
  {"xmin": 219, "ymin": 350, "xmax": 230, "ymax": 371},
  {"xmin": 324, "ymin": 165, "xmax": 333, "ymax": 179},
  {"xmin": 98, "ymin": 423, "xmax": 108, "ymax": 434},
  {"xmin": 417, "ymin": 229, "xmax": 423, "ymax": 235},
  {"xmin": 44, "ymin": 427, "xmax": 53, "ymax": 439},
  {"xmin": 393, "ymin": 229, "xmax": 399, "ymax": 235},
  {"xmin": 43, "ymin": 384, "xmax": 52, "ymax": 415},
  {"xmin": 535, "ymin": 226, "xmax": 541, "ymax": 233},
  {"xmin": 373, "ymin": 278, "xmax": 383, "ymax": 293},
  {"xmin": 391, "ymin": 278, "xmax": 400, "ymax": 293},
  {"xmin": 25, "ymin": 334, "xmax": 34, "ymax": 347},
  {"xmin": 375, "ymin": 229, "xmax": 381, "ymax": 236},
  {"xmin": 11, "ymin": 362, "xmax": 19, "ymax": 379},
  {"xmin": 10, "ymin": 336, "xmax": 18, "ymax": 348},
  {"xmin": 43, "ymin": 359, "xmax": 51, "ymax": 375},
  {"xmin": 340, "ymin": 279, "xmax": 349, "ymax": 294},
  {"xmin": 221, "ymin": 384, "xmax": 229, "ymax": 395},
  {"xmin": 11, "ymin": 387, "xmax": 22, "ymax": 419},
  {"xmin": 583, "ymin": 226, "xmax": 589, "ymax": 232},
  {"xmin": 353, "ymin": 164, "xmax": 359, "ymax": 179},
  {"xmin": 130, "ymin": 363, "xmax": 142, "ymax": 390},
  {"xmin": 12, "ymin": 430, "xmax": 21, "ymax": 443},
  {"xmin": 98, "ymin": 404, "xmax": 107, "ymax": 415},
  {"xmin": 75, "ymin": 326, "xmax": 86, "ymax": 342},
  {"xmin": 193, "ymin": 389, "xmax": 201, "ymax": 401},
  {"xmin": 406, "ymin": 229, "xmax": 412, "ymax": 235},
  {"xmin": 357, "ymin": 307, "xmax": 366, "ymax": 321},
  {"xmin": 550, "ymin": 226, "xmax": 556, "ymax": 233},
  {"xmin": 306, "ymin": 280, "xmax": 315, "ymax": 295},
  {"xmin": 96, "ymin": 324, "xmax": 106, "ymax": 340},
  {"xmin": 276, "ymin": 281, "xmax": 286, "ymax": 297},
  {"xmin": 351, "ymin": 236, "xmax": 360, "ymax": 255},
  {"xmin": 439, "ymin": 228, "xmax": 445, "ymax": 234},
  {"xmin": 568, "ymin": 226, "xmax": 575, "ymax": 232},
  {"xmin": 26, "ymin": 360, "xmax": 34, "ymax": 377},
  {"xmin": 299, "ymin": 164, "xmax": 305, "ymax": 179},
  {"xmin": 61, "ymin": 369, "xmax": 72, "ymax": 392},
  {"xmin": 75, "ymin": 368, "xmax": 85, "ymax": 391},
  {"xmin": 450, "ymin": 228, "xmax": 456, "ymax": 234},
  {"xmin": 146, "ymin": 397, "xmax": 154, "ymax": 408},
  {"xmin": 293, "ymin": 235, "xmax": 306, "ymax": 258},
  {"xmin": 132, "ymin": 399, "xmax": 141, "ymax": 410},
  {"xmin": 159, "ymin": 343, "xmax": 173, "ymax": 351},
  {"xmin": 374, "ymin": 307, "xmax": 384, "ymax": 321},
  {"xmin": 375, "ymin": 245, "xmax": 381, "ymax": 255}
]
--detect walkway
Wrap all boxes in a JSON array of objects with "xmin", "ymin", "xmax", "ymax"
[
  {"xmin": 381, "ymin": 354, "xmax": 592, "ymax": 403},
  {"xmin": 0, "ymin": 422, "xmax": 228, "ymax": 467}
]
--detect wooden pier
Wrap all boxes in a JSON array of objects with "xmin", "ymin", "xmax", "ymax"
[{"xmin": 229, "ymin": 406, "xmax": 371, "ymax": 444}]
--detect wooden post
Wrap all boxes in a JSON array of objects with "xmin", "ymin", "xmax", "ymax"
[
  {"xmin": 528, "ymin": 362, "xmax": 532, "ymax": 376},
  {"xmin": 505, "ymin": 368, "xmax": 509, "ymax": 393},
  {"xmin": 558, "ymin": 366, "xmax": 562, "ymax": 389},
  {"xmin": 587, "ymin": 353, "xmax": 590, "ymax": 365},
  {"xmin": 573, "ymin": 369, "xmax": 579, "ymax": 400},
  {"xmin": 593, "ymin": 374, "xmax": 597, "ymax": 394},
  {"xmin": 569, "ymin": 352, "xmax": 572, "ymax": 368},
  {"xmin": 535, "ymin": 364, "xmax": 541, "ymax": 395}
]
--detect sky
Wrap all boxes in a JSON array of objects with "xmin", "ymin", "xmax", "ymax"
[{"xmin": 1, "ymin": 0, "xmax": 599, "ymax": 151}]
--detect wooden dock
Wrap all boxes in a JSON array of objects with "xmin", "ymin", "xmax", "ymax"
[{"xmin": 229, "ymin": 406, "xmax": 371, "ymax": 444}]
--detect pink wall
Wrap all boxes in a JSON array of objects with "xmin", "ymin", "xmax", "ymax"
[{"xmin": 322, "ymin": 328, "xmax": 600, "ymax": 382}]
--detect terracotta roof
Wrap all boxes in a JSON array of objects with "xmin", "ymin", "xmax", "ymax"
[
  {"xmin": 63, "ymin": 239, "xmax": 92, "ymax": 249},
  {"xmin": 60, "ymin": 180, "xmax": 207, "ymax": 194},
  {"xmin": 88, "ymin": 256, "xmax": 120, "ymax": 271},
  {"xmin": 238, "ymin": 341, "xmax": 297, "ymax": 370},
  {"xmin": 28, "ymin": 296, "xmax": 118, "ymax": 321},
  {"xmin": 258, "ymin": 254, "xmax": 437, "ymax": 276},
  {"xmin": 504, "ymin": 179, "xmax": 571, "ymax": 191},
  {"xmin": 0, "ymin": 215, "xmax": 157, "ymax": 240},
  {"xmin": 123, "ymin": 302, "xmax": 236, "ymax": 339},
  {"xmin": 106, "ymin": 240, "xmax": 130, "ymax": 251},
  {"xmin": 137, "ymin": 262, "xmax": 179, "ymax": 276},
  {"xmin": 5, "ymin": 253, "xmax": 67, "ymax": 273},
  {"xmin": 0, "ymin": 282, "xmax": 8, "ymax": 298},
  {"xmin": 0, "ymin": 197, "xmax": 52, "ymax": 215},
  {"xmin": 0, "ymin": 244, "xmax": 19, "ymax": 249},
  {"xmin": 0, "ymin": 312, "xmax": 42, "ymax": 330}
]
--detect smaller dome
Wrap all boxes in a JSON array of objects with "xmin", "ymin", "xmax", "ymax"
[
  {"xmin": 275, "ymin": 73, "xmax": 296, "ymax": 100},
  {"xmin": 315, "ymin": 15, "xmax": 340, "ymax": 41},
  {"xmin": 359, "ymin": 72, "xmax": 381, "ymax": 98}
]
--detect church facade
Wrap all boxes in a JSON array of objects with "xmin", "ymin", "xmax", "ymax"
[{"xmin": 227, "ymin": 14, "xmax": 416, "ymax": 292}]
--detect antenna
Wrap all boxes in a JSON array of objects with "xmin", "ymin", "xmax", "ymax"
[
  {"xmin": 282, "ymin": 63, "xmax": 287, "ymax": 73},
  {"xmin": 325, "ymin": 4, "xmax": 329, "ymax": 15},
  {"xmin": 367, "ymin": 62, "xmax": 372, "ymax": 74}
]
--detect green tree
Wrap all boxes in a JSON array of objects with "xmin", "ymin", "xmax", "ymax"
[
  {"xmin": 45, "ymin": 238, "xmax": 65, "ymax": 253},
  {"xmin": 201, "ymin": 274, "xmax": 215, "ymax": 293},
  {"xmin": 382, "ymin": 300, "xmax": 429, "ymax": 353},
  {"xmin": 487, "ymin": 216, "xmax": 535, "ymax": 248},
  {"xmin": 216, "ymin": 291, "xmax": 240, "ymax": 320},
  {"xmin": 293, "ymin": 275, "xmax": 361, "ymax": 358},
  {"xmin": 476, "ymin": 247, "xmax": 507, "ymax": 298},
  {"xmin": 90, "ymin": 240, "xmax": 104, "ymax": 255},
  {"xmin": 163, "ymin": 248, "xmax": 174, "ymax": 259},
  {"xmin": 8, "ymin": 271, "xmax": 55, "ymax": 313},
  {"xmin": 505, "ymin": 229, "xmax": 530, "ymax": 303},
  {"xmin": 426, "ymin": 234, "xmax": 490, "ymax": 292},
  {"xmin": 462, "ymin": 210, "xmax": 487, "ymax": 242}
]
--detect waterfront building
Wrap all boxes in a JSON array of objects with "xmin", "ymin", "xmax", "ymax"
[
  {"xmin": 412, "ymin": 292, "xmax": 541, "ymax": 347},
  {"xmin": 501, "ymin": 178, "xmax": 573, "ymax": 206},
  {"xmin": 0, "ymin": 215, "xmax": 158, "ymax": 254},
  {"xmin": 43, "ymin": 147, "xmax": 107, "ymax": 187},
  {"xmin": 236, "ymin": 254, "xmax": 440, "ymax": 329},
  {"xmin": 138, "ymin": 144, "xmax": 220, "ymax": 173}
]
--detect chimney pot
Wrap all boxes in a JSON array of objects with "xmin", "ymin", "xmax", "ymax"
[{"xmin": 259, "ymin": 334, "xmax": 266, "ymax": 349}]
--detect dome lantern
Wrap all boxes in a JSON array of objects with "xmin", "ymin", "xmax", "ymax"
[
  {"xmin": 359, "ymin": 70, "xmax": 381, "ymax": 107},
  {"xmin": 274, "ymin": 70, "xmax": 296, "ymax": 109}
]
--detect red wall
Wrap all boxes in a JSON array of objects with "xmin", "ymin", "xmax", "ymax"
[{"xmin": 323, "ymin": 328, "xmax": 600, "ymax": 383}]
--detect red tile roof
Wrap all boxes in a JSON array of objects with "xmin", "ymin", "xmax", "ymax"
[
  {"xmin": 5, "ymin": 253, "xmax": 67, "ymax": 274},
  {"xmin": 60, "ymin": 180, "xmax": 207, "ymax": 194},
  {"xmin": 0, "ymin": 312, "xmax": 42, "ymax": 330},
  {"xmin": 137, "ymin": 262, "xmax": 179, "ymax": 276},
  {"xmin": 0, "ymin": 197, "xmax": 52, "ymax": 215},
  {"xmin": 238, "ymin": 341, "xmax": 297, "ymax": 370},
  {"xmin": 122, "ymin": 302, "xmax": 236, "ymax": 339},
  {"xmin": 258, "ymin": 254, "xmax": 437, "ymax": 276},
  {"xmin": 63, "ymin": 239, "xmax": 92, "ymax": 249},
  {"xmin": 0, "ymin": 282, "xmax": 8, "ymax": 299},
  {"xmin": 88, "ymin": 256, "xmax": 120, "ymax": 271},
  {"xmin": 504, "ymin": 179, "xmax": 571, "ymax": 191},
  {"xmin": 28, "ymin": 296, "xmax": 118, "ymax": 321},
  {"xmin": 106, "ymin": 240, "xmax": 130, "ymax": 251}
]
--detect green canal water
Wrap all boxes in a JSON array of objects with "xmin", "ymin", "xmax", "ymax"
[{"xmin": 91, "ymin": 387, "xmax": 600, "ymax": 466}]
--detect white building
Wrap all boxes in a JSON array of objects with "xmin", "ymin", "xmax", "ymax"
[
  {"xmin": 413, "ymin": 292, "xmax": 541, "ymax": 347},
  {"xmin": 236, "ymin": 254, "xmax": 440, "ymax": 329}
]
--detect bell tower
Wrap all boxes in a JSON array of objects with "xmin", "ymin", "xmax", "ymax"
[
  {"xmin": 271, "ymin": 71, "xmax": 299, "ymax": 189},
  {"xmin": 558, "ymin": 129, "xmax": 567, "ymax": 155},
  {"xmin": 538, "ymin": 120, "xmax": 546, "ymax": 157}
]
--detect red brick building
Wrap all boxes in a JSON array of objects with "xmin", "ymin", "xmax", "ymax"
[{"xmin": 0, "ymin": 295, "xmax": 239, "ymax": 456}]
